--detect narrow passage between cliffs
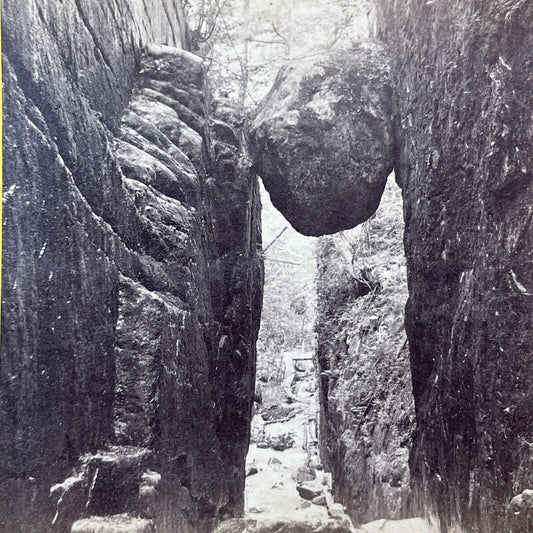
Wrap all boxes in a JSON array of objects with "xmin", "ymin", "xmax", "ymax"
[{"xmin": 216, "ymin": 181, "xmax": 430, "ymax": 533}]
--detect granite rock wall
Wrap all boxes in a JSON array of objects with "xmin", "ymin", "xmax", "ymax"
[
  {"xmin": 374, "ymin": 2, "xmax": 533, "ymax": 531},
  {"xmin": 316, "ymin": 180, "xmax": 414, "ymax": 527},
  {"xmin": 1, "ymin": 3, "xmax": 262, "ymax": 532}
]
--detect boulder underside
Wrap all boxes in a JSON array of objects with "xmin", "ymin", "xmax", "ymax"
[{"xmin": 250, "ymin": 42, "xmax": 394, "ymax": 236}]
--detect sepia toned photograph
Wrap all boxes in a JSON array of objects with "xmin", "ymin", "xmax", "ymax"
[{"xmin": 1, "ymin": 1, "xmax": 531, "ymax": 532}]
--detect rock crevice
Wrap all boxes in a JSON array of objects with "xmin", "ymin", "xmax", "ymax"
[{"xmin": 249, "ymin": 3, "xmax": 533, "ymax": 532}]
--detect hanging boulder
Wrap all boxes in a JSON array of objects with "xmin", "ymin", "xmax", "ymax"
[{"xmin": 249, "ymin": 41, "xmax": 394, "ymax": 236}]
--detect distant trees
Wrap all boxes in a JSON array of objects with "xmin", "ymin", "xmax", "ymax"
[
  {"xmin": 256, "ymin": 195, "xmax": 317, "ymax": 383},
  {"xmin": 183, "ymin": 0, "xmax": 368, "ymax": 114},
  {"xmin": 183, "ymin": 0, "xmax": 224, "ymax": 48}
]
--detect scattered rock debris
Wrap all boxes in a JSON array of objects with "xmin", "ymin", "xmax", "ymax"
[{"xmin": 218, "ymin": 351, "xmax": 431, "ymax": 533}]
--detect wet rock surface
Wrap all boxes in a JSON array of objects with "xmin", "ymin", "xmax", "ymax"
[
  {"xmin": 316, "ymin": 180, "xmax": 413, "ymax": 524},
  {"xmin": 374, "ymin": 2, "xmax": 533, "ymax": 532},
  {"xmin": 234, "ymin": 355, "xmax": 428, "ymax": 533},
  {"xmin": 1, "ymin": 4, "xmax": 262, "ymax": 532},
  {"xmin": 243, "ymin": 361, "xmax": 352, "ymax": 531},
  {"xmin": 249, "ymin": 42, "xmax": 394, "ymax": 236}
]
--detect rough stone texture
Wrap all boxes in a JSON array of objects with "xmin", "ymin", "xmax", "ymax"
[
  {"xmin": 1, "ymin": 4, "xmax": 262, "ymax": 532},
  {"xmin": 50, "ymin": 447, "xmax": 154, "ymax": 530},
  {"xmin": 316, "ymin": 180, "xmax": 414, "ymax": 526},
  {"xmin": 249, "ymin": 3, "xmax": 532, "ymax": 531},
  {"xmin": 213, "ymin": 517, "xmax": 354, "ymax": 533},
  {"xmin": 249, "ymin": 42, "xmax": 394, "ymax": 236},
  {"xmin": 373, "ymin": 1, "xmax": 533, "ymax": 532},
  {"xmin": 71, "ymin": 514, "xmax": 154, "ymax": 533}
]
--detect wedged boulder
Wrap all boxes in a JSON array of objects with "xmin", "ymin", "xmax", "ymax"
[
  {"xmin": 312, "ymin": 495, "xmax": 327, "ymax": 507},
  {"xmin": 510, "ymin": 488, "xmax": 533, "ymax": 513},
  {"xmin": 250, "ymin": 41, "xmax": 393, "ymax": 236}
]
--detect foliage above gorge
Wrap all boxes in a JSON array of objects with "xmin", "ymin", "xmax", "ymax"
[{"xmin": 184, "ymin": 0, "xmax": 369, "ymax": 114}]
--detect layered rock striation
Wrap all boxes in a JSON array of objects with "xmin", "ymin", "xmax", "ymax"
[{"xmin": 1, "ymin": 2, "xmax": 262, "ymax": 532}]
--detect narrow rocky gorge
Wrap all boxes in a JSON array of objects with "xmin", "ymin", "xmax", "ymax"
[
  {"xmin": 249, "ymin": 2, "xmax": 533, "ymax": 532},
  {"xmin": 2, "ymin": 1, "xmax": 532, "ymax": 533}
]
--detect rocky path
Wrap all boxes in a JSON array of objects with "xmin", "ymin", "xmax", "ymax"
[{"xmin": 216, "ymin": 358, "xmax": 432, "ymax": 533}]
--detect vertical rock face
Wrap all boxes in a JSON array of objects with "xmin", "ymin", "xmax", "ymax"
[
  {"xmin": 316, "ymin": 180, "xmax": 414, "ymax": 526},
  {"xmin": 374, "ymin": 2, "xmax": 533, "ymax": 532},
  {"xmin": 1, "ymin": 3, "xmax": 262, "ymax": 532}
]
